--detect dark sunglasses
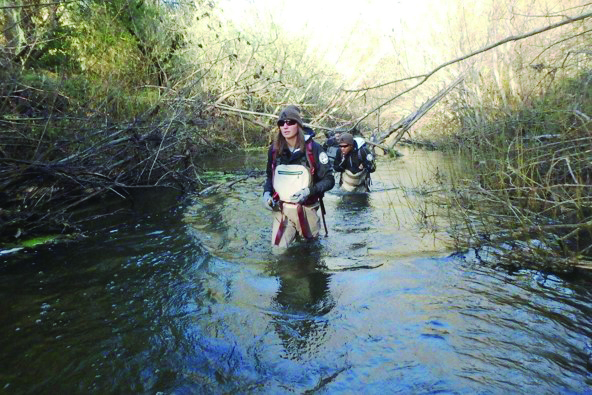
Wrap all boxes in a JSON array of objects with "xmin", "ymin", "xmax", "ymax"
[
  {"xmin": 339, "ymin": 144, "xmax": 350, "ymax": 148},
  {"xmin": 277, "ymin": 119, "xmax": 297, "ymax": 127}
]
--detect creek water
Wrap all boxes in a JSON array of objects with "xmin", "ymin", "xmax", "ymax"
[{"xmin": 1, "ymin": 148, "xmax": 592, "ymax": 394}]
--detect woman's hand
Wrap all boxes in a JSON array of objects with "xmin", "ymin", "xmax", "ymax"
[
  {"xmin": 262, "ymin": 192, "xmax": 274, "ymax": 210},
  {"xmin": 290, "ymin": 187, "xmax": 310, "ymax": 203}
]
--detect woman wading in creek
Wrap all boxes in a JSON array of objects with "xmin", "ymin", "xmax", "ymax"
[{"xmin": 262, "ymin": 105, "xmax": 334, "ymax": 249}]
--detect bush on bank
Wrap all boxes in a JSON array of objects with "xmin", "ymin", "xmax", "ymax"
[
  {"xmin": 0, "ymin": 0, "xmax": 349, "ymax": 245},
  {"xmin": 424, "ymin": 70, "xmax": 592, "ymax": 272}
]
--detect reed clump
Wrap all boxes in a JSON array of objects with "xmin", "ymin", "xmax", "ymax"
[{"xmin": 431, "ymin": 71, "xmax": 592, "ymax": 272}]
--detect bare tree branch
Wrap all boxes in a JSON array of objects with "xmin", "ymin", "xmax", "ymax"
[
  {"xmin": 530, "ymin": 28, "xmax": 592, "ymax": 65},
  {"xmin": 349, "ymin": 11, "xmax": 592, "ymax": 132},
  {"xmin": 511, "ymin": 2, "xmax": 592, "ymax": 18},
  {"xmin": 372, "ymin": 74, "xmax": 465, "ymax": 146},
  {"xmin": 211, "ymin": 103, "xmax": 336, "ymax": 132},
  {"xmin": 343, "ymin": 75, "xmax": 426, "ymax": 93}
]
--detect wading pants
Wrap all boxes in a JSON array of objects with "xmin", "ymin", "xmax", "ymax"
[{"xmin": 271, "ymin": 202, "xmax": 321, "ymax": 248}]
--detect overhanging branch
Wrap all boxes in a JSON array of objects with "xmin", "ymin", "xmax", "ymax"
[{"xmin": 349, "ymin": 11, "xmax": 592, "ymax": 132}]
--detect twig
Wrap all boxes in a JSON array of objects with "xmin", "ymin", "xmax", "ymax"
[{"xmin": 197, "ymin": 174, "xmax": 251, "ymax": 196}]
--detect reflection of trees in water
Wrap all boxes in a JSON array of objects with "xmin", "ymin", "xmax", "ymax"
[
  {"xmin": 334, "ymin": 192, "xmax": 370, "ymax": 217},
  {"xmin": 333, "ymin": 193, "xmax": 373, "ymax": 252},
  {"xmin": 267, "ymin": 244, "xmax": 335, "ymax": 360},
  {"xmin": 184, "ymin": 179, "xmax": 272, "ymax": 259}
]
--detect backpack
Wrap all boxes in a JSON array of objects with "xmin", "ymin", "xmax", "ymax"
[{"xmin": 354, "ymin": 137, "xmax": 367, "ymax": 162}]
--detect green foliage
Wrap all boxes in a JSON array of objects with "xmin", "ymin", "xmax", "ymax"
[
  {"xmin": 201, "ymin": 171, "xmax": 236, "ymax": 184},
  {"xmin": 1, "ymin": 0, "xmax": 356, "ymax": 137},
  {"xmin": 32, "ymin": 22, "xmax": 81, "ymax": 72}
]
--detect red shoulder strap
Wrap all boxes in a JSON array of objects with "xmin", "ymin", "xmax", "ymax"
[
  {"xmin": 271, "ymin": 145, "xmax": 280, "ymax": 201},
  {"xmin": 271, "ymin": 144, "xmax": 279, "ymax": 180},
  {"xmin": 306, "ymin": 140, "xmax": 315, "ymax": 175}
]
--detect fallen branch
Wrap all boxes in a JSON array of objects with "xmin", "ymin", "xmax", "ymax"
[
  {"xmin": 349, "ymin": 10, "xmax": 592, "ymax": 132},
  {"xmin": 212, "ymin": 103, "xmax": 335, "ymax": 132},
  {"xmin": 372, "ymin": 75, "xmax": 465, "ymax": 146},
  {"xmin": 197, "ymin": 174, "xmax": 252, "ymax": 196}
]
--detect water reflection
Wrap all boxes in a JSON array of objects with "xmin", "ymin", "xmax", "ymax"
[
  {"xmin": 4, "ymin": 149, "xmax": 592, "ymax": 393},
  {"xmin": 183, "ymin": 177, "xmax": 272, "ymax": 262},
  {"xmin": 266, "ymin": 244, "xmax": 335, "ymax": 360},
  {"xmin": 334, "ymin": 192, "xmax": 371, "ymax": 214}
]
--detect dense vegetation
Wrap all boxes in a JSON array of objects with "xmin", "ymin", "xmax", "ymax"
[
  {"xmin": 0, "ymin": 0, "xmax": 591, "ymax": 271},
  {"xmin": 416, "ymin": 8, "xmax": 592, "ymax": 271},
  {"xmin": 0, "ymin": 0, "xmax": 350, "ymax": 243},
  {"xmin": 423, "ymin": 71, "xmax": 592, "ymax": 272}
]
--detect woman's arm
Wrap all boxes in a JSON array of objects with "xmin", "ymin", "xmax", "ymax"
[
  {"xmin": 263, "ymin": 145, "xmax": 274, "ymax": 193},
  {"xmin": 361, "ymin": 146, "xmax": 376, "ymax": 173},
  {"xmin": 310, "ymin": 143, "xmax": 335, "ymax": 196}
]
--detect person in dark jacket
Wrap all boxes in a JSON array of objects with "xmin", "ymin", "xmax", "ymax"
[
  {"xmin": 322, "ymin": 129, "xmax": 343, "ymax": 167},
  {"xmin": 262, "ymin": 105, "xmax": 334, "ymax": 248},
  {"xmin": 334, "ymin": 132, "xmax": 376, "ymax": 192}
]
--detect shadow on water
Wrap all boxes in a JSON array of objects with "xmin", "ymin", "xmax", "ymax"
[{"xmin": 2, "ymin": 148, "xmax": 592, "ymax": 393}]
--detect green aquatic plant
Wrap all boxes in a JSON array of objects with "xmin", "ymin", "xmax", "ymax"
[{"xmin": 19, "ymin": 235, "xmax": 61, "ymax": 248}]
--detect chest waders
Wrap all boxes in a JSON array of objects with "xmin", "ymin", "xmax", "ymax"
[
  {"xmin": 341, "ymin": 169, "xmax": 368, "ymax": 191},
  {"xmin": 271, "ymin": 142, "xmax": 328, "ymax": 246},
  {"xmin": 340, "ymin": 146, "xmax": 372, "ymax": 192}
]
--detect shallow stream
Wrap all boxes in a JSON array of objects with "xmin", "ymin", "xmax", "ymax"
[{"xmin": 1, "ymin": 148, "xmax": 592, "ymax": 394}]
